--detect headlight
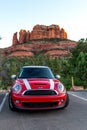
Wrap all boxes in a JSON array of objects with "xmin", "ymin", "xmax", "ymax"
[
  {"xmin": 58, "ymin": 83, "xmax": 64, "ymax": 92},
  {"xmin": 13, "ymin": 83, "xmax": 22, "ymax": 93}
]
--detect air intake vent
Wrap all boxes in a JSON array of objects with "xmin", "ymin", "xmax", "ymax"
[{"xmin": 23, "ymin": 90, "xmax": 57, "ymax": 96}]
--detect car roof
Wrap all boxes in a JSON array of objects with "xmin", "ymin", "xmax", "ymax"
[{"xmin": 22, "ymin": 66, "xmax": 49, "ymax": 69}]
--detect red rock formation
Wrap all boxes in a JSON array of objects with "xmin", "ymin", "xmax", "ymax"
[
  {"xmin": 30, "ymin": 25, "xmax": 47, "ymax": 39},
  {"xmin": 12, "ymin": 32, "xmax": 19, "ymax": 45},
  {"xmin": 30, "ymin": 24, "xmax": 67, "ymax": 40},
  {"xmin": 26, "ymin": 31, "xmax": 30, "ymax": 42},
  {"xmin": 45, "ymin": 50, "xmax": 70, "ymax": 58},
  {"xmin": 19, "ymin": 29, "xmax": 27, "ymax": 44},
  {"xmin": 48, "ymin": 25, "xmax": 60, "ymax": 38},
  {"xmin": 4, "ymin": 40, "xmax": 77, "ymax": 58},
  {"xmin": 60, "ymin": 28, "xmax": 67, "ymax": 39},
  {"xmin": 12, "ymin": 24, "xmax": 67, "ymax": 45},
  {"xmin": 8, "ymin": 51, "xmax": 34, "ymax": 57},
  {"xmin": 8, "ymin": 24, "xmax": 76, "ymax": 58}
]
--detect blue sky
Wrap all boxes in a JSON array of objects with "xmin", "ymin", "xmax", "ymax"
[{"xmin": 0, "ymin": 0, "xmax": 87, "ymax": 48}]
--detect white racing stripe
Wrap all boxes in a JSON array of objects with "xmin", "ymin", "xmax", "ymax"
[
  {"xmin": 49, "ymin": 79, "xmax": 54, "ymax": 90},
  {"xmin": 0, "ymin": 93, "xmax": 8, "ymax": 112},
  {"xmin": 68, "ymin": 92, "xmax": 87, "ymax": 102},
  {"xmin": 23, "ymin": 79, "xmax": 31, "ymax": 90},
  {"xmin": 23, "ymin": 79, "xmax": 54, "ymax": 90}
]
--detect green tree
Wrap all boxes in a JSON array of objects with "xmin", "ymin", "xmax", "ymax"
[
  {"xmin": 69, "ymin": 39, "xmax": 87, "ymax": 88},
  {"xmin": 75, "ymin": 52, "xmax": 87, "ymax": 87}
]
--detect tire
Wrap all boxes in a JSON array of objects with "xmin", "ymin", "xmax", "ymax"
[{"xmin": 8, "ymin": 92, "xmax": 16, "ymax": 111}]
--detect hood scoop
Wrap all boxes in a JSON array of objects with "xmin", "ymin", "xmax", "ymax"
[{"xmin": 28, "ymin": 79, "xmax": 51, "ymax": 89}]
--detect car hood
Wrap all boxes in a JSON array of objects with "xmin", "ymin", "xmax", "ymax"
[{"xmin": 16, "ymin": 78, "xmax": 59, "ymax": 91}]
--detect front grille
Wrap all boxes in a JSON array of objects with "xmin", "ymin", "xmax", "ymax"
[
  {"xmin": 22, "ymin": 102, "xmax": 58, "ymax": 108},
  {"xmin": 23, "ymin": 90, "xmax": 57, "ymax": 96}
]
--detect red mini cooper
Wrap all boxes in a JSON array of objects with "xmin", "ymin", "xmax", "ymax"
[{"xmin": 8, "ymin": 66, "xmax": 69, "ymax": 111}]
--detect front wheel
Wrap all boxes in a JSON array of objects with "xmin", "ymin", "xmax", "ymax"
[{"xmin": 8, "ymin": 92, "xmax": 16, "ymax": 111}]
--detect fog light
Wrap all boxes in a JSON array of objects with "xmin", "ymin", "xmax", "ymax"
[
  {"xmin": 60, "ymin": 99, "xmax": 64, "ymax": 102},
  {"xmin": 15, "ymin": 100, "xmax": 20, "ymax": 104}
]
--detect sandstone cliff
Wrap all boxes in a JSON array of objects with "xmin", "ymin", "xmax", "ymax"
[
  {"xmin": 4, "ymin": 39, "xmax": 77, "ymax": 58},
  {"xmin": 12, "ymin": 24, "xmax": 67, "ymax": 45},
  {"xmin": 3, "ymin": 24, "xmax": 77, "ymax": 58}
]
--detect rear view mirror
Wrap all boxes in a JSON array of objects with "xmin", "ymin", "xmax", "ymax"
[
  {"xmin": 11, "ymin": 75, "xmax": 17, "ymax": 79},
  {"xmin": 55, "ymin": 75, "xmax": 61, "ymax": 79}
]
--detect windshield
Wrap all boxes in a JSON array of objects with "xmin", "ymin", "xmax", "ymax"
[{"xmin": 18, "ymin": 67, "xmax": 55, "ymax": 79}]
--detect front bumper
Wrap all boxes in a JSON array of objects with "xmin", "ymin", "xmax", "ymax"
[{"xmin": 12, "ymin": 93, "xmax": 67, "ymax": 110}]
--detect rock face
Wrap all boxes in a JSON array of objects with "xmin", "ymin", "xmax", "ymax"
[
  {"xmin": 6, "ymin": 24, "xmax": 77, "ymax": 58},
  {"xmin": 19, "ymin": 29, "xmax": 27, "ymax": 44},
  {"xmin": 4, "ymin": 39, "xmax": 77, "ymax": 58},
  {"xmin": 19, "ymin": 29, "xmax": 30, "ymax": 44},
  {"xmin": 30, "ymin": 24, "xmax": 67, "ymax": 40},
  {"xmin": 12, "ymin": 24, "xmax": 67, "ymax": 45},
  {"xmin": 12, "ymin": 32, "xmax": 19, "ymax": 45}
]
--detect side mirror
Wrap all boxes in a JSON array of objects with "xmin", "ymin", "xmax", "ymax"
[
  {"xmin": 55, "ymin": 75, "xmax": 61, "ymax": 79},
  {"xmin": 11, "ymin": 75, "xmax": 17, "ymax": 79}
]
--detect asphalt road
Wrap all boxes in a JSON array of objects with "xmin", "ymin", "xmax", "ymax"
[{"xmin": 0, "ymin": 91, "xmax": 87, "ymax": 130}]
